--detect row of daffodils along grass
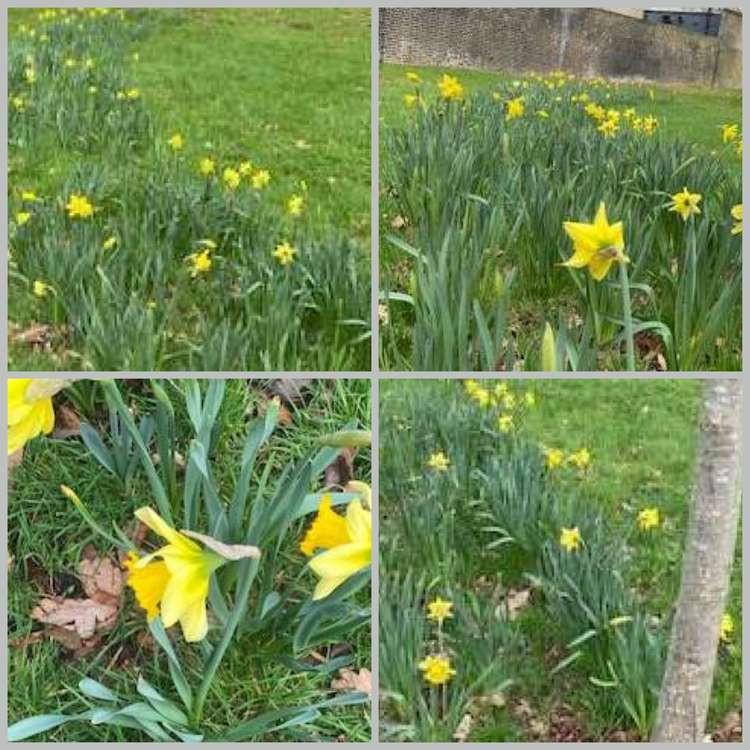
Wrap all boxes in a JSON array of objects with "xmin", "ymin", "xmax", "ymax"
[
  {"xmin": 8, "ymin": 378, "xmax": 371, "ymax": 741},
  {"xmin": 9, "ymin": 8, "xmax": 368, "ymax": 370},
  {"xmin": 382, "ymin": 71, "xmax": 741, "ymax": 371},
  {"xmin": 379, "ymin": 380, "xmax": 737, "ymax": 740}
]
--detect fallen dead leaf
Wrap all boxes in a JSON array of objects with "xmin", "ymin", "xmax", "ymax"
[
  {"xmin": 31, "ymin": 596, "xmax": 119, "ymax": 640},
  {"xmin": 390, "ymin": 215, "xmax": 407, "ymax": 229},
  {"xmin": 325, "ymin": 447, "xmax": 355, "ymax": 488},
  {"xmin": 8, "ymin": 447, "xmax": 24, "ymax": 470},
  {"xmin": 505, "ymin": 587, "xmax": 531, "ymax": 620},
  {"xmin": 52, "ymin": 403, "xmax": 81, "ymax": 439},
  {"xmin": 78, "ymin": 555, "xmax": 125, "ymax": 606},
  {"xmin": 453, "ymin": 713, "xmax": 473, "ymax": 742},
  {"xmin": 711, "ymin": 710, "xmax": 742, "ymax": 742},
  {"xmin": 331, "ymin": 667, "xmax": 371, "ymax": 695}
]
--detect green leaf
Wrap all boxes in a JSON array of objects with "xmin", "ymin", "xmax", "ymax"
[
  {"xmin": 79, "ymin": 423, "xmax": 116, "ymax": 473},
  {"xmin": 78, "ymin": 677, "xmax": 121, "ymax": 703},
  {"xmin": 8, "ymin": 713, "xmax": 88, "ymax": 741},
  {"xmin": 148, "ymin": 617, "xmax": 193, "ymax": 712},
  {"xmin": 136, "ymin": 676, "xmax": 190, "ymax": 726}
]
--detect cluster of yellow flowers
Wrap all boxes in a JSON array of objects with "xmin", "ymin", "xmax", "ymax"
[
  {"xmin": 582, "ymin": 101, "xmax": 658, "ymax": 138},
  {"xmin": 462, "ymin": 380, "xmax": 535, "ymax": 434},
  {"xmin": 720, "ymin": 122, "xmax": 742, "ymax": 157},
  {"xmin": 544, "ymin": 446, "xmax": 591, "ymax": 471},
  {"xmin": 419, "ymin": 597, "xmax": 456, "ymax": 686}
]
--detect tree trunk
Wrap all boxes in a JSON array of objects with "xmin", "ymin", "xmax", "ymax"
[{"xmin": 651, "ymin": 379, "xmax": 741, "ymax": 741}]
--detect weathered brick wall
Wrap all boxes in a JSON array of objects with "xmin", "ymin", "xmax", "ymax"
[{"xmin": 379, "ymin": 7, "xmax": 741, "ymax": 88}]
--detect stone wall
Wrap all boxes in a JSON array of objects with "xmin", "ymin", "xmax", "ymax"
[{"xmin": 379, "ymin": 7, "xmax": 742, "ymax": 88}]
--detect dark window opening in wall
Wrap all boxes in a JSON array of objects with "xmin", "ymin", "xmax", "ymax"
[{"xmin": 645, "ymin": 9, "xmax": 721, "ymax": 36}]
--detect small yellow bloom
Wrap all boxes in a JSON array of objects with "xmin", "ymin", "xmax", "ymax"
[
  {"xmin": 286, "ymin": 194, "xmax": 304, "ymax": 216},
  {"xmin": 273, "ymin": 241, "xmax": 297, "ymax": 266},
  {"xmin": 427, "ymin": 451, "xmax": 450, "ymax": 472},
  {"xmin": 300, "ymin": 495, "xmax": 350, "ymax": 556},
  {"xmin": 559, "ymin": 526, "xmax": 582, "ymax": 552},
  {"xmin": 12, "ymin": 96, "xmax": 26, "ymax": 112},
  {"xmin": 199, "ymin": 157, "xmax": 215, "ymax": 176},
  {"xmin": 307, "ymin": 498, "xmax": 371, "ymax": 600},
  {"xmin": 597, "ymin": 118, "xmax": 618, "ymax": 138},
  {"xmin": 405, "ymin": 71, "xmax": 421, "ymax": 83},
  {"xmin": 127, "ymin": 507, "xmax": 226, "ymax": 642},
  {"xmin": 720, "ymin": 613, "xmax": 734, "ymax": 642},
  {"xmin": 24, "ymin": 66, "xmax": 36, "ymax": 84},
  {"xmin": 223, "ymin": 167, "xmax": 241, "ymax": 190},
  {"xmin": 168, "ymin": 133, "xmax": 184, "ymax": 151},
  {"xmin": 730, "ymin": 204, "xmax": 742, "ymax": 235},
  {"xmin": 524, "ymin": 390, "xmax": 535, "ymax": 407},
  {"xmin": 16, "ymin": 212, "xmax": 31, "ymax": 226},
  {"xmin": 562, "ymin": 202, "xmax": 628, "ymax": 282},
  {"xmin": 101, "ymin": 236, "xmax": 117, "ymax": 250},
  {"xmin": 669, "ymin": 187, "xmax": 702, "ymax": 222},
  {"xmin": 470, "ymin": 386, "xmax": 491, "ymax": 407},
  {"xmin": 252, "ymin": 169, "xmax": 271, "ymax": 189},
  {"xmin": 567, "ymin": 448, "xmax": 591, "ymax": 470},
  {"xmin": 536, "ymin": 109, "xmax": 549, "ymax": 118},
  {"xmin": 545, "ymin": 448, "xmax": 565, "ymax": 470},
  {"xmin": 498, "ymin": 414, "xmax": 513, "ymax": 433},
  {"xmin": 21, "ymin": 190, "xmax": 39, "ymax": 202},
  {"xmin": 8, "ymin": 379, "xmax": 67, "ymax": 455},
  {"xmin": 637, "ymin": 507, "xmax": 660, "ymax": 531},
  {"xmin": 426, "ymin": 597, "xmax": 453, "ymax": 625},
  {"xmin": 502, "ymin": 392, "xmax": 516, "ymax": 410},
  {"xmin": 419, "ymin": 654, "xmax": 455, "ymax": 685},
  {"xmin": 403, "ymin": 93, "xmax": 419, "ymax": 108},
  {"xmin": 33, "ymin": 280, "xmax": 53, "ymax": 298},
  {"xmin": 64, "ymin": 57, "xmax": 77, "ymax": 68},
  {"xmin": 186, "ymin": 248, "xmax": 212, "ymax": 277},
  {"xmin": 65, "ymin": 193, "xmax": 95, "ymax": 219},
  {"xmin": 506, "ymin": 97, "xmax": 525, "ymax": 121},
  {"xmin": 125, "ymin": 88, "xmax": 140, "ymax": 100},
  {"xmin": 437, "ymin": 73, "xmax": 464, "ymax": 100},
  {"xmin": 238, "ymin": 160, "xmax": 254, "ymax": 177},
  {"xmin": 721, "ymin": 123, "xmax": 739, "ymax": 144}
]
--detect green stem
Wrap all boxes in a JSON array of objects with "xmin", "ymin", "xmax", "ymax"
[
  {"xmin": 191, "ymin": 558, "xmax": 260, "ymax": 725},
  {"xmin": 618, "ymin": 260, "xmax": 636, "ymax": 371}
]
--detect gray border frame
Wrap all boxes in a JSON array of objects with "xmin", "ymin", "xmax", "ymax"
[{"xmin": 2, "ymin": 0, "xmax": 747, "ymax": 747}]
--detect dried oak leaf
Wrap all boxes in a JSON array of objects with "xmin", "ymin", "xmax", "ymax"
[
  {"xmin": 52, "ymin": 403, "xmax": 81, "ymax": 439},
  {"xmin": 324, "ymin": 447, "xmax": 355, "ymax": 488},
  {"xmin": 330, "ymin": 667, "xmax": 371, "ymax": 695},
  {"xmin": 31, "ymin": 596, "xmax": 119, "ymax": 640},
  {"xmin": 453, "ymin": 714, "xmax": 473, "ymax": 742}
]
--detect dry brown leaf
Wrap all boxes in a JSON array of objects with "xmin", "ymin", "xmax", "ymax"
[
  {"xmin": 10, "ymin": 322, "xmax": 53, "ymax": 345},
  {"xmin": 453, "ymin": 713, "xmax": 473, "ymax": 742},
  {"xmin": 31, "ymin": 596, "xmax": 119, "ymax": 639},
  {"xmin": 52, "ymin": 403, "xmax": 81, "ymax": 439},
  {"xmin": 9, "ymin": 447, "xmax": 24, "ymax": 470},
  {"xmin": 325, "ymin": 447, "xmax": 355, "ymax": 488},
  {"xmin": 330, "ymin": 667, "xmax": 371, "ymax": 694},
  {"xmin": 181, "ymin": 530, "xmax": 261, "ymax": 561},
  {"xmin": 78, "ymin": 555, "xmax": 125, "ymax": 606},
  {"xmin": 390, "ymin": 215, "xmax": 407, "ymax": 229},
  {"xmin": 506, "ymin": 587, "xmax": 531, "ymax": 620}
]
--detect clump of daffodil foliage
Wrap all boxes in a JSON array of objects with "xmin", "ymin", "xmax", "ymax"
[
  {"xmin": 8, "ymin": 379, "xmax": 371, "ymax": 742},
  {"xmin": 8, "ymin": 8, "xmax": 369, "ymax": 371},
  {"xmin": 379, "ymin": 379, "xmax": 738, "ymax": 741},
  {"xmin": 381, "ymin": 69, "xmax": 741, "ymax": 372}
]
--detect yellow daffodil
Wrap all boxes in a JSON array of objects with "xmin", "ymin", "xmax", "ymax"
[
  {"xmin": 437, "ymin": 73, "xmax": 464, "ymax": 100},
  {"xmin": 102, "ymin": 236, "xmax": 117, "ymax": 250},
  {"xmin": 426, "ymin": 597, "xmax": 453, "ymax": 625},
  {"xmin": 721, "ymin": 123, "xmax": 739, "ymax": 144},
  {"xmin": 493, "ymin": 382, "xmax": 509, "ymax": 399},
  {"xmin": 637, "ymin": 507, "xmax": 660, "ymax": 531},
  {"xmin": 597, "ymin": 118, "xmax": 618, "ymax": 138},
  {"xmin": 33, "ymin": 280, "xmax": 53, "ymax": 298},
  {"xmin": 498, "ymin": 414, "xmax": 513, "ymax": 433},
  {"xmin": 223, "ymin": 167, "xmax": 241, "ymax": 190},
  {"xmin": 24, "ymin": 66, "xmax": 36, "ymax": 84},
  {"xmin": 502, "ymin": 392, "xmax": 515, "ymax": 410},
  {"xmin": 252, "ymin": 169, "xmax": 271, "ymax": 189},
  {"xmin": 125, "ymin": 88, "xmax": 140, "ymax": 100},
  {"xmin": 544, "ymin": 447, "xmax": 564, "ymax": 469},
  {"xmin": 12, "ymin": 96, "xmax": 26, "ymax": 112},
  {"xmin": 8, "ymin": 379, "xmax": 67, "ymax": 455},
  {"xmin": 427, "ymin": 451, "xmax": 450, "ymax": 471},
  {"xmin": 16, "ymin": 211, "xmax": 31, "ymax": 226},
  {"xmin": 505, "ymin": 97, "xmax": 525, "ymax": 121},
  {"xmin": 720, "ymin": 613, "xmax": 734, "ymax": 642},
  {"xmin": 405, "ymin": 71, "xmax": 421, "ymax": 83},
  {"xmin": 419, "ymin": 655, "xmax": 455, "ymax": 685},
  {"xmin": 669, "ymin": 187, "xmax": 702, "ymax": 221},
  {"xmin": 65, "ymin": 193, "xmax": 95, "ymax": 219},
  {"xmin": 559, "ymin": 526, "xmax": 582, "ymax": 552},
  {"xmin": 731, "ymin": 204, "xmax": 742, "ymax": 235},
  {"xmin": 199, "ymin": 157, "xmax": 215, "ymax": 176},
  {"xmin": 286, "ymin": 194, "xmax": 304, "ymax": 216},
  {"xmin": 562, "ymin": 202, "xmax": 628, "ymax": 282},
  {"xmin": 127, "ymin": 507, "xmax": 225, "ymax": 642},
  {"xmin": 168, "ymin": 133, "xmax": 184, "ymax": 151},
  {"xmin": 238, "ymin": 161, "xmax": 254, "ymax": 177},
  {"xmin": 524, "ymin": 390, "xmax": 535, "ymax": 407},
  {"xmin": 403, "ymin": 93, "xmax": 419, "ymax": 108},
  {"xmin": 567, "ymin": 448, "xmax": 591, "ymax": 470},
  {"xmin": 186, "ymin": 248, "xmax": 212, "ymax": 277},
  {"xmin": 21, "ymin": 190, "xmax": 39, "ymax": 202},
  {"xmin": 273, "ymin": 241, "xmax": 297, "ymax": 266},
  {"xmin": 303, "ymin": 496, "xmax": 371, "ymax": 600}
]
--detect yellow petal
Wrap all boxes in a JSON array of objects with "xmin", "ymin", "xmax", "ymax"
[
  {"xmin": 313, "ymin": 575, "xmax": 349, "ymax": 601},
  {"xmin": 345, "ymin": 501, "xmax": 371, "ymax": 547},
  {"xmin": 309, "ymin": 540, "xmax": 370, "ymax": 582},
  {"xmin": 135, "ymin": 507, "xmax": 201, "ymax": 555},
  {"xmin": 299, "ymin": 495, "xmax": 350, "ymax": 556},
  {"xmin": 588, "ymin": 254, "xmax": 615, "ymax": 281}
]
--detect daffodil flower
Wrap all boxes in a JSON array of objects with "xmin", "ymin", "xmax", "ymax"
[
  {"xmin": 8, "ymin": 379, "xmax": 68, "ymax": 455},
  {"xmin": 419, "ymin": 654, "xmax": 455, "ymax": 685}
]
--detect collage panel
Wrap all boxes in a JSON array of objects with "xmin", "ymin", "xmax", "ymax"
[
  {"xmin": 379, "ymin": 378, "xmax": 741, "ymax": 742},
  {"xmin": 7, "ymin": 378, "xmax": 372, "ymax": 741},
  {"xmin": 378, "ymin": 7, "xmax": 742, "ymax": 372},
  {"xmin": 8, "ymin": 7, "xmax": 371, "ymax": 371}
]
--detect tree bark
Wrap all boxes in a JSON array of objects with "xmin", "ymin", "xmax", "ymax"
[{"xmin": 651, "ymin": 379, "xmax": 741, "ymax": 741}]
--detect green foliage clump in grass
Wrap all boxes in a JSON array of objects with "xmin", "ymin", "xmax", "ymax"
[
  {"xmin": 8, "ymin": 8, "xmax": 371, "ymax": 371},
  {"xmin": 379, "ymin": 66, "xmax": 741, "ymax": 371},
  {"xmin": 9, "ymin": 379, "xmax": 371, "ymax": 741},
  {"xmin": 379, "ymin": 379, "xmax": 741, "ymax": 741}
]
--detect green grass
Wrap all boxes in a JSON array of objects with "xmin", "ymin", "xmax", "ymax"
[
  {"xmin": 8, "ymin": 379, "xmax": 372, "ymax": 741},
  {"xmin": 379, "ymin": 379, "xmax": 741, "ymax": 741},
  {"xmin": 8, "ymin": 8, "xmax": 371, "ymax": 370},
  {"xmin": 380, "ymin": 63, "xmax": 741, "ymax": 149}
]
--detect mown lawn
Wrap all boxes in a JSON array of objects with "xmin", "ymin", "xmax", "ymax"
[
  {"xmin": 8, "ymin": 379, "xmax": 372, "ymax": 741},
  {"xmin": 379, "ymin": 379, "xmax": 741, "ymax": 741}
]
